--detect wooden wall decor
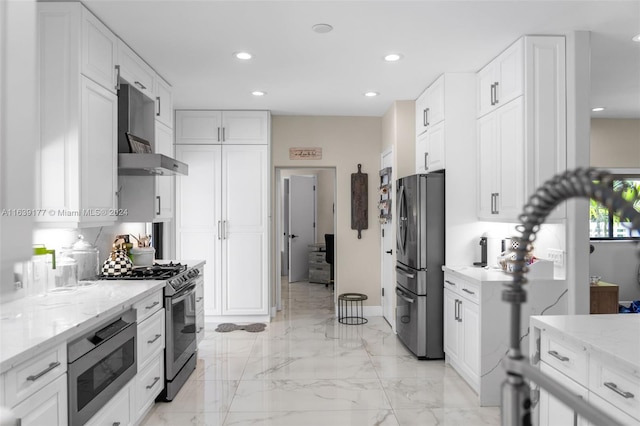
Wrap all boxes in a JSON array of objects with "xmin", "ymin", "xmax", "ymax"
[{"xmin": 351, "ymin": 164, "xmax": 368, "ymax": 239}]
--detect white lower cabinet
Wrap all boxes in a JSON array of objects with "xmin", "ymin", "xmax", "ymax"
[
  {"xmin": 134, "ymin": 353, "xmax": 164, "ymax": 421},
  {"xmin": 85, "ymin": 379, "xmax": 134, "ymax": 426},
  {"xmin": 11, "ymin": 374, "xmax": 68, "ymax": 426},
  {"xmin": 196, "ymin": 275, "xmax": 205, "ymax": 344},
  {"xmin": 443, "ymin": 275, "xmax": 479, "ymax": 390},
  {"xmin": 535, "ymin": 327, "xmax": 640, "ymax": 426}
]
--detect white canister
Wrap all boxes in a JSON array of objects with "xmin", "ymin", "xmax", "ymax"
[{"xmin": 129, "ymin": 247, "xmax": 155, "ymax": 267}]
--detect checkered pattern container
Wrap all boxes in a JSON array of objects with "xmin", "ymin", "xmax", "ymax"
[{"xmin": 101, "ymin": 249, "xmax": 133, "ymax": 277}]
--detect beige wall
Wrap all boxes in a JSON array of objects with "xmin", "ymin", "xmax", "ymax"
[
  {"xmin": 382, "ymin": 101, "xmax": 415, "ymax": 180},
  {"xmin": 272, "ymin": 116, "xmax": 382, "ymax": 305},
  {"xmin": 591, "ymin": 118, "xmax": 640, "ymax": 168}
]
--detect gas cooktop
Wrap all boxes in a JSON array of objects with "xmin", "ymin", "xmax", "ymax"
[{"xmin": 99, "ymin": 262, "xmax": 187, "ymax": 280}]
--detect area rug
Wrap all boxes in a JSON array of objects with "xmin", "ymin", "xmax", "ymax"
[{"xmin": 215, "ymin": 322, "xmax": 267, "ymax": 333}]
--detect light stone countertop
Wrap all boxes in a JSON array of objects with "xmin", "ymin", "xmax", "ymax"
[
  {"xmin": 443, "ymin": 263, "xmax": 562, "ymax": 284},
  {"xmin": 0, "ymin": 279, "xmax": 166, "ymax": 373},
  {"xmin": 530, "ymin": 314, "xmax": 640, "ymax": 373}
]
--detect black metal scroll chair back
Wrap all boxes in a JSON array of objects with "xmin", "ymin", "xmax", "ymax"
[{"xmin": 324, "ymin": 234, "xmax": 335, "ymax": 287}]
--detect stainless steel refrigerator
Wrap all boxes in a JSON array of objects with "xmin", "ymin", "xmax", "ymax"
[{"xmin": 395, "ymin": 172, "xmax": 445, "ymax": 359}]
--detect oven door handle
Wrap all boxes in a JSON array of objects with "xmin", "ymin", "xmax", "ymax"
[{"xmin": 171, "ymin": 283, "xmax": 197, "ymax": 305}]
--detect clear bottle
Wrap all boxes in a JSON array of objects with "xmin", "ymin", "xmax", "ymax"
[{"xmin": 61, "ymin": 235, "xmax": 100, "ymax": 283}]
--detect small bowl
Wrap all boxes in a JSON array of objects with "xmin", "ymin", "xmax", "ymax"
[{"xmin": 589, "ymin": 275, "xmax": 601, "ymax": 285}]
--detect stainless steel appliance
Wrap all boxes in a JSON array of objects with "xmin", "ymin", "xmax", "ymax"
[
  {"xmin": 159, "ymin": 265, "xmax": 201, "ymax": 401},
  {"xmin": 99, "ymin": 262, "xmax": 200, "ymax": 401},
  {"xmin": 67, "ymin": 309, "xmax": 137, "ymax": 426},
  {"xmin": 395, "ymin": 172, "xmax": 445, "ymax": 359}
]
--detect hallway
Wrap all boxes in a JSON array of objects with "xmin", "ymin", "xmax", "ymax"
[{"xmin": 142, "ymin": 280, "xmax": 500, "ymax": 425}]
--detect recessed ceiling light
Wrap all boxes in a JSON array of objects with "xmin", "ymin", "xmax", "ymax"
[
  {"xmin": 252, "ymin": 91, "xmax": 266, "ymax": 96},
  {"xmin": 384, "ymin": 53, "xmax": 403, "ymax": 62},
  {"xmin": 234, "ymin": 52, "xmax": 252, "ymax": 60},
  {"xmin": 364, "ymin": 91, "xmax": 379, "ymax": 97},
  {"xmin": 592, "ymin": 107, "xmax": 605, "ymax": 112},
  {"xmin": 633, "ymin": 33, "xmax": 640, "ymax": 42},
  {"xmin": 312, "ymin": 23, "xmax": 333, "ymax": 34}
]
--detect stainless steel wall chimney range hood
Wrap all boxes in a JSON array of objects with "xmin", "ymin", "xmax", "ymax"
[{"xmin": 117, "ymin": 84, "xmax": 188, "ymax": 176}]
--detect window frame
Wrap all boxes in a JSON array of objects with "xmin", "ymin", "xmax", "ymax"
[{"xmin": 589, "ymin": 168, "xmax": 640, "ymax": 241}]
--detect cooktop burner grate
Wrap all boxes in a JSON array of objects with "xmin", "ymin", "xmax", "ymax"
[{"xmin": 99, "ymin": 262, "xmax": 187, "ymax": 280}]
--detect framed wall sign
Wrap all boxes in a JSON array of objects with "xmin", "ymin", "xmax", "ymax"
[{"xmin": 289, "ymin": 147, "xmax": 322, "ymax": 160}]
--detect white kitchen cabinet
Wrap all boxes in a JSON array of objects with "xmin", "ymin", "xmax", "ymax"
[
  {"xmin": 11, "ymin": 374, "xmax": 68, "ymax": 426},
  {"xmin": 476, "ymin": 35, "xmax": 566, "ymax": 221},
  {"xmin": 85, "ymin": 379, "xmax": 134, "ymax": 426},
  {"xmin": 196, "ymin": 274, "xmax": 205, "ymax": 344},
  {"xmin": 37, "ymin": 4, "xmax": 119, "ymax": 227},
  {"xmin": 155, "ymin": 75, "xmax": 174, "ymax": 128},
  {"xmin": 532, "ymin": 316, "xmax": 640, "ymax": 426},
  {"xmin": 175, "ymin": 110, "xmax": 270, "ymax": 145},
  {"xmin": 539, "ymin": 362, "xmax": 589, "ymax": 426},
  {"xmin": 175, "ymin": 122, "xmax": 270, "ymax": 321},
  {"xmin": 1, "ymin": 342, "xmax": 68, "ymax": 426},
  {"xmin": 414, "ymin": 73, "xmax": 475, "ymax": 174},
  {"xmin": 415, "ymin": 74, "xmax": 444, "ymax": 136},
  {"xmin": 416, "ymin": 120, "xmax": 445, "ymax": 173},
  {"xmin": 1, "ymin": 0, "xmax": 37, "ymax": 295},
  {"xmin": 477, "ymin": 96, "xmax": 524, "ymax": 219},
  {"xmin": 81, "ymin": 6, "xmax": 118, "ymax": 93},
  {"xmin": 477, "ymin": 38, "xmax": 524, "ymax": 118},
  {"xmin": 443, "ymin": 274, "xmax": 480, "ymax": 389},
  {"xmin": 443, "ymin": 266, "xmax": 567, "ymax": 406},
  {"xmin": 117, "ymin": 38, "xmax": 156, "ymax": 100}
]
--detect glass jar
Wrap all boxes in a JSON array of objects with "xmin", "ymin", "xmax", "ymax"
[{"xmin": 61, "ymin": 235, "xmax": 100, "ymax": 282}]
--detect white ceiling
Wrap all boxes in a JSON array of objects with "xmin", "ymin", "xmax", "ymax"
[{"xmin": 82, "ymin": 0, "xmax": 640, "ymax": 118}]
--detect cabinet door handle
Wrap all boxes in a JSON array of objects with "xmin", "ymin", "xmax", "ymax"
[
  {"xmin": 445, "ymin": 280, "xmax": 456, "ymax": 286},
  {"xmin": 489, "ymin": 83, "xmax": 494, "ymax": 105},
  {"xmin": 457, "ymin": 300, "xmax": 463, "ymax": 322},
  {"xmin": 423, "ymin": 108, "xmax": 428, "ymax": 127},
  {"xmin": 26, "ymin": 361, "xmax": 60, "ymax": 382},
  {"xmin": 547, "ymin": 350, "xmax": 569, "ymax": 362},
  {"xmin": 604, "ymin": 382, "xmax": 635, "ymax": 399},
  {"xmin": 114, "ymin": 65, "xmax": 121, "ymax": 91},
  {"xmin": 156, "ymin": 96, "xmax": 161, "ymax": 117},
  {"xmin": 490, "ymin": 193, "xmax": 495, "ymax": 214},
  {"xmin": 145, "ymin": 301, "xmax": 160, "ymax": 310},
  {"xmin": 134, "ymin": 81, "xmax": 146, "ymax": 90},
  {"xmin": 146, "ymin": 376, "xmax": 161, "ymax": 389},
  {"xmin": 222, "ymin": 127, "xmax": 226, "ymax": 141},
  {"xmin": 113, "ymin": 423, "xmax": 121, "ymax": 426},
  {"xmin": 425, "ymin": 108, "xmax": 430, "ymax": 126},
  {"xmin": 218, "ymin": 221, "xmax": 222, "ymax": 240},
  {"xmin": 454, "ymin": 299, "xmax": 459, "ymax": 321},
  {"xmin": 494, "ymin": 81, "xmax": 499, "ymax": 104},
  {"xmin": 156, "ymin": 195, "xmax": 161, "ymax": 215},
  {"xmin": 425, "ymin": 152, "xmax": 429, "ymax": 171},
  {"xmin": 462, "ymin": 288, "xmax": 475, "ymax": 295},
  {"xmin": 147, "ymin": 334, "xmax": 162, "ymax": 344},
  {"xmin": 217, "ymin": 127, "xmax": 221, "ymax": 142},
  {"xmin": 196, "ymin": 297, "xmax": 203, "ymax": 302},
  {"xmin": 494, "ymin": 193, "xmax": 499, "ymax": 214}
]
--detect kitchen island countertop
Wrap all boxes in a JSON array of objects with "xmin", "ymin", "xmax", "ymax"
[{"xmin": 0, "ymin": 279, "xmax": 165, "ymax": 373}]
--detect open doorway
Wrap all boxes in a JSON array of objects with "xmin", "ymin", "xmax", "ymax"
[{"xmin": 275, "ymin": 167, "xmax": 336, "ymax": 312}]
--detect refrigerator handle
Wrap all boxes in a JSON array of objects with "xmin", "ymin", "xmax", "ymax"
[
  {"xmin": 395, "ymin": 287, "xmax": 415, "ymax": 304},
  {"xmin": 396, "ymin": 185, "xmax": 406, "ymax": 253},
  {"xmin": 395, "ymin": 265, "xmax": 416, "ymax": 279}
]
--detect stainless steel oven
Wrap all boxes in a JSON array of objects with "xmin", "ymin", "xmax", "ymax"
[
  {"xmin": 67, "ymin": 309, "xmax": 137, "ymax": 426},
  {"xmin": 158, "ymin": 266, "xmax": 200, "ymax": 401}
]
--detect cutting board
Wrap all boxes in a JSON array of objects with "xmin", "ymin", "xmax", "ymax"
[{"xmin": 351, "ymin": 164, "xmax": 368, "ymax": 239}]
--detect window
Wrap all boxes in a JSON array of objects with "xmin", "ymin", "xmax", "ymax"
[{"xmin": 589, "ymin": 175, "xmax": 640, "ymax": 239}]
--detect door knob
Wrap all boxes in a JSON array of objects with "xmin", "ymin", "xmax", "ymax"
[
  {"xmin": 290, "ymin": 234, "xmax": 298, "ymax": 239},
  {"xmin": 386, "ymin": 250, "xmax": 393, "ymax": 254}
]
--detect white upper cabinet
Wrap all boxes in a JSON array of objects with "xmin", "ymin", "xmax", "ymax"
[
  {"xmin": 476, "ymin": 36, "xmax": 566, "ymax": 221},
  {"xmin": 477, "ymin": 38, "xmax": 524, "ymax": 118},
  {"xmin": 117, "ymin": 39, "xmax": 156, "ymax": 100},
  {"xmin": 37, "ymin": 3, "xmax": 119, "ymax": 227},
  {"xmin": 415, "ymin": 75, "xmax": 445, "ymax": 136},
  {"xmin": 175, "ymin": 110, "xmax": 269, "ymax": 145},
  {"xmin": 155, "ymin": 75, "xmax": 173, "ymax": 128},
  {"xmin": 415, "ymin": 73, "xmax": 475, "ymax": 174},
  {"xmin": 80, "ymin": 7, "xmax": 118, "ymax": 93}
]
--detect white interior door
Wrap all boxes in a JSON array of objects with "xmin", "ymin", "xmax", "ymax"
[
  {"xmin": 289, "ymin": 175, "xmax": 316, "ymax": 282},
  {"xmin": 381, "ymin": 148, "xmax": 394, "ymax": 328}
]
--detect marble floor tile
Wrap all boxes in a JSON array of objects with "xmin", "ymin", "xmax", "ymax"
[{"xmin": 141, "ymin": 279, "xmax": 502, "ymax": 426}]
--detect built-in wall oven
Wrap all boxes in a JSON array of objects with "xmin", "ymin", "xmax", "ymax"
[{"xmin": 67, "ymin": 309, "xmax": 137, "ymax": 426}]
